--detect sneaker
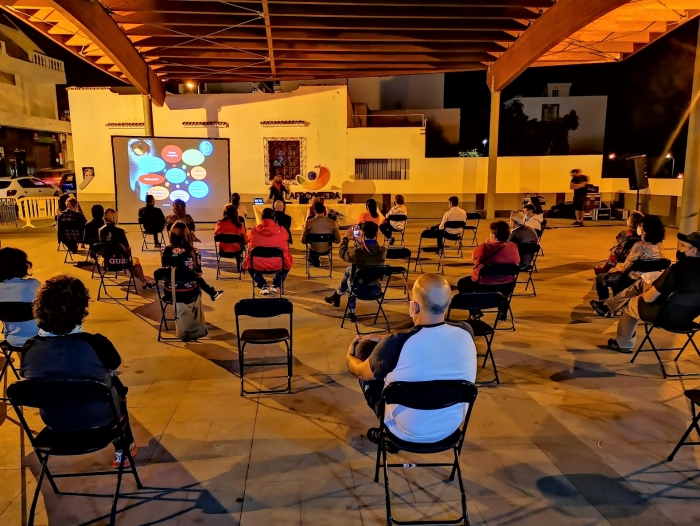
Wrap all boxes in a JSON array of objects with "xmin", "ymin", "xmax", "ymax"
[
  {"xmin": 271, "ymin": 286, "xmax": 279, "ymax": 294},
  {"xmin": 212, "ymin": 290, "xmax": 224, "ymax": 301},
  {"xmin": 590, "ymin": 300, "xmax": 611, "ymax": 318},
  {"xmin": 572, "ymin": 221, "xmax": 581, "ymax": 226},
  {"xmin": 324, "ymin": 292, "xmax": 341, "ymax": 308},
  {"xmin": 606, "ymin": 338, "xmax": 632, "ymax": 354},
  {"xmin": 388, "ymin": 238, "xmax": 395, "ymax": 246},
  {"xmin": 154, "ymin": 242, "xmax": 162, "ymax": 249},
  {"xmin": 260, "ymin": 286, "xmax": 270, "ymax": 295},
  {"xmin": 113, "ymin": 443, "xmax": 138, "ymax": 468},
  {"xmin": 347, "ymin": 311, "xmax": 356, "ymax": 323}
]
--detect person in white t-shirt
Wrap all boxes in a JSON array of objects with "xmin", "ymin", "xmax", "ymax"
[
  {"xmin": 431, "ymin": 196, "xmax": 468, "ymax": 250},
  {"xmin": 346, "ymin": 273, "xmax": 477, "ymax": 445}
]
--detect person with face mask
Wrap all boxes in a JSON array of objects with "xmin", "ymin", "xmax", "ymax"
[
  {"xmin": 594, "ymin": 211, "xmax": 643, "ymax": 275},
  {"xmin": 344, "ymin": 273, "xmax": 477, "ymax": 447},
  {"xmin": 605, "ymin": 231, "xmax": 700, "ymax": 352}
]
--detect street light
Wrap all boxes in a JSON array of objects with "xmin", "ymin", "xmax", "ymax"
[
  {"xmin": 608, "ymin": 153, "xmax": 616, "ymax": 160},
  {"xmin": 666, "ymin": 153, "xmax": 675, "ymax": 177}
]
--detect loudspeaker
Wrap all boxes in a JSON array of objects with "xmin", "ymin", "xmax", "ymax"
[{"xmin": 626, "ymin": 155, "xmax": 648, "ymax": 191}]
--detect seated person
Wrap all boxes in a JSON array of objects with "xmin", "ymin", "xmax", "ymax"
[
  {"xmin": 604, "ymin": 231, "xmax": 700, "ymax": 353},
  {"xmin": 301, "ymin": 202, "xmax": 341, "ymax": 267},
  {"xmin": 166, "ymin": 199, "xmax": 200, "ymax": 243},
  {"xmin": 83, "ymin": 204, "xmax": 105, "ymax": 249},
  {"xmin": 57, "ymin": 197, "xmax": 87, "ymax": 253},
  {"xmin": 345, "ymin": 273, "xmax": 477, "ymax": 445},
  {"xmin": 243, "ymin": 208, "xmax": 293, "ymax": 295},
  {"xmin": 432, "ymin": 196, "xmax": 467, "ymax": 249},
  {"xmin": 595, "ymin": 214, "xmax": 665, "ymax": 301},
  {"xmin": 595, "ymin": 211, "xmax": 643, "ymax": 275},
  {"xmin": 98, "ymin": 208, "xmax": 154, "ymax": 290},
  {"xmin": 356, "ymin": 198, "xmax": 384, "ymax": 226},
  {"xmin": 523, "ymin": 204, "xmax": 543, "ymax": 233},
  {"xmin": 457, "ymin": 221, "xmax": 520, "ymax": 294},
  {"xmin": 274, "ymin": 200, "xmax": 293, "ymax": 243},
  {"xmin": 269, "ymin": 174, "xmax": 290, "ymax": 203},
  {"xmin": 162, "ymin": 221, "xmax": 223, "ymax": 302},
  {"xmin": 379, "ymin": 194, "xmax": 407, "ymax": 246},
  {"xmin": 21, "ymin": 275, "xmax": 137, "ymax": 468},
  {"xmin": 0, "ymin": 247, "xmax": 40, "ymax": 349},
  {"xmin": 231, "ymin": 192, "xmax": 248, "ymax": 222},
  {"xmin": 325, "ymin": 221, "xmax": 386, "ymax": 321},
  {"xmin": 214, "ymin": 204, "xmax": 248, "ymax": 267},
  {"xmin": 138, "ymin": 195, "xmax": 167, "ymax": 247},
  {"xmin": 306, "ymin": 196, "xmax": 328, "ymax": 220},
  {"xmin": 508, "ymin": 211, "xmax": 539, "ymax": 267}
]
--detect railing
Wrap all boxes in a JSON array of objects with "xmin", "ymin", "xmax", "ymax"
[
  {"xmin": 17, "ymin": 196, "xmax": 60, "ymax": 228},
  {"xmin": 31, "ymin": 51, "xmax": 65, "ymax": 73},
  {"xmin": 352, "ymin": 113, "xmax": 426, "ymax": 128},
  {"xmin": 0, "ymin": 41, "xmax": 5, "ymax": 55},
  {"xmin": 0, "ymin": 198, "xmax": 18, "ymax": 226}
]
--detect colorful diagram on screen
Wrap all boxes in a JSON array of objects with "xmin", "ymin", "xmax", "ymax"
[
  {"xmin": 297, "ymin": 165, "xmax": 330, "ymax": 190},
  {"xmin": 127, "ymin": 139, "xmax": 215, "ymax": 202}
]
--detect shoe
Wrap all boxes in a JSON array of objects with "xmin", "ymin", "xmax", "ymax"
[
  {"xmin": 260, "ymin": 286, "xmax": 270, "ymax": 295},
  {"xmin": 347, "ymin": 311, "xmax": 357, "ymax": 323},
  {"xmin": 572, "ymin": 221, "xmax": 581, "ymax": 226},
  {"xmin": 388, "ymin": 238, "xmax": 395, "ymax": 246},
  {"xmin": 324, "ymin": 292, "xmax": 341, "ymax": 308},
  {"xmin": 366, "ymin": 427, "xmax": 399, "ymax": 453},
  {"xmin": 579, "ymin": 221, "xmax": 585, "ymax": 227},
  {"xmin": 113, "ymin": 443, "xmax": 138, "ymax": 468},
  {"xmin": 606, "ymin": 338, "xmax": 632, "ymax": 354},
  {"xmin": 212, "ymin": 290, "xmax": 224, "ymax": 301},
  {"xmin": 154, "ymin": 242, "xmax": 162, "ymax": 249},
  {"xmin": 271, "ymin": 286, "xmax": 279, "ymax": 294},
  {"xmin": 308, "ymin": 259, "xmax": 321, "ymax": 268},
  {"xmin": 590, "ymin": 300, "xmax": 612, "ymax": 318}
]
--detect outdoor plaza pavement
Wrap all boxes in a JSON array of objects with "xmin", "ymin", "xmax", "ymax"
[{"xmin": 0, "ymin": 218, "xmax": 699, "ymax": 526}]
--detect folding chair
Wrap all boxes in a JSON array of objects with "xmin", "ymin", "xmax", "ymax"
[
  {"xmin": 235, "ymin": 298, "xmax": 293, "ymax": 395},
  {"xmin": 514, "ymin": 242, "xmax": 540, "ymax": 297},
  {"xmin": 463, "ymin": 212, "xmax": 481, "ymax": 247},
  {"xmin": 383, "ymin": 247, "xmax": 411, "ymax": 301},
  {"xmin": 7, "ymin": 379, "xmax": 142, "ymax": 526},
  {"xmin": 0, "ymin": 301, "xmax": 33, "ymax": 400},
  {"xmin": 373, "ymin": 380, "xmax": 478, "ymax": 526},
  {"xmin": 249, "ymin": 246, "xmax": 286, "ymax": 297},
  {"xmin": 414, "ymin": 229, "xmax": 443, "ymax": 274},
  {"xmin": 536, "ymin": 218, "xmax": 547, "ymax": 257},
  {"xmin": 153, "ymin": 267, "xmax": 201, "ymax": 342},
  {"xmin": 630, "ymin": 292, "xmax": 700, "ymax": 379},
  {"xmin": 341, "ymin": 265, "xmax": 392, "ymax": 335},
  {"xmin": 214, "ymin": 233, "xmax": 245, "ymax": 280},
  {"xmin": 139, "ymin": 223, "xmax": 166, "ymax": 251},
  {"xmin": 91, "ymin": 243, "xmax": 138, "ymax": 301},
  {"xmin": 668, "ymin": 389, "xmax": 700, "ymax": 461},
  {"xmin": 304, "ymin": 233, "xmax": 335, "ymax": 278},
  {"xmin": 447, "ymin": 292, "xmax": 508, "ymax": 385},
  {"xmin": 382, "ymin": 214, "xmax": 408, "ymax": 246},
  {"xmin": 477, "ymin": 263, "xmax": 520, "ymax": 332},
  {"xmin": 442, "ymin": 220, "xmax": 466, "ymax": 259}
]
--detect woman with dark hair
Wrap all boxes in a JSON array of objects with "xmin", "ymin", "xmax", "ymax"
[
  {"xmin": 268, "ymin": 175, "xmax": 290, "ymax": 203},
  {"xmin": 457, "ymin": 221, "xmax": 520, "ymax": 293},
  {"xmin": 356, "ymin": 198, "xmax": 384, "ymax": 226},
  {"xmin": 0, "ymin": 247, "xmax": 40, "ymax": 348},
  {"xmin": 83, "ymin": 204, "xmax": 105, "ymax": 248},
  {"xmin": 214, "ymin": 204, "xmax": 248, "ymax": 266},
  {"xmin": 21, "ymin": 275, "xmax": 138, "ymax": 468},
  {"xmin": 166, "ymin": 199, "xmax": 200, "ymax": 242},
  {"xmin": 161, "ymin": 221, "xmax": 223, "ymax": 302},
  {"xmin": 230, "ymin": 192, "xmax": 248, "ymax": 220},
  {"xmin": 99, "ymin": 208, "xmax": 154, "ymax": 289}
]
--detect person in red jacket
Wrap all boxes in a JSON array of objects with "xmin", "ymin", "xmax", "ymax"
[
  {"xmin": 215, "ymin": 204, "xmax": 248, "ymax": 267},
  {"xmin": 244, "ymin": 208, "xmax": 293, "ymax": 294}
]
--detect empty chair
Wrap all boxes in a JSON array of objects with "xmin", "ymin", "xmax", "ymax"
[
  {"xmin": 304, "ymin": 233, "xmax": 336, "ymax": 278},
  {"xmin": 341, "ymin": 265, "xmax": 392, "ymax": 335},
  {"xmin": 514, "ymin": 242, "xmax": 541, "ymax": 297},
  {"xmin": 383, "ymin": 247, "xmax": 411, "ymax": 301},
  {"xmin": 414, "ymin": 229, "xmax": 444, "ymax": 274},
  {"xmin": 536, "ymin": 218, "xmax": 547, "ymax": 256},
  {"xmin": 463, "ymin": 212, "xmax": 481, "ymax": 246},
  {"xmin": 235, "ymin": 298, "xmax": 293, "ymax": 395},
  {"xmin": 668, "ymin": 389, "xmax": 700, "ymax": 461},
  {"xmin": 214, "ymin": 233, "xmax": 246, "ymax": 279},
  {"xmin": 91, "ymin": 243, "xmax": 138, "ymax": 300}
]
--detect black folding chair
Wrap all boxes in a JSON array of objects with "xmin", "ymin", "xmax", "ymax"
[
  {"xmin": 139, "ymin": 223, "xmax": 166, "ymax": 251},
  {"xmin": 373, "ymin": 380, "xmax": 478, "ymax": 526},
  {"xmin": 304, "ymin": 233, "xmax": 335, "ymax": 278},
  {"xmin": 382, "ymin": 214, "xmax": 408, "ymax": 246},
  {"xmin": 0, "ymin": 301, "xmax": 33, "ymax": 399},
  {"xmin": 477, "ymin": 263, "xmax": 520, "ymax": 331},
  {"xmin": 630, "ymin": 292, "xmax": 700, "ymax": 379},
  {"xmin": 414, "ymin": 229, "xmax": 443, "ymax": 274},
  {"xmin": 536, "ymin": 218, "xmax": 547, "ymax": 257},
  {"xmin": 668, "ymin": 389, "xmax": 700, "ymax": 461},
  {"xmin": 153, "ymin": 267, "xmax": 201, "ymax": 342},
  {"xmin": 442, "ymin": 220, "xmax": 466, "ymax": 259},
  {"xmin": 383, "ymin": 247, "xmax": 411, "ymax": 301},
  {"xmin": 58, "ymin": 231, "xmax": 87, "ymax": 264},
  {"xmin": 235, "ymin": 298, "xmax": 293, "ymax": 395},
  {"xmin": 249, "ymin": 246, "xmax": 286, "ymax": 297},
  {"xmin": 514, "ymin": 242, "xmax": 540, "ymax": 297},
  {"xmin": 447, "ymin": 293, "xmax": 508, "ymax": 384},
  {"xmin": 214, "ymin": 233, "xmax": 246, "ymax": 280},
  {"xmin": 91, "ymin": 243, "xmax": 138, "ymax": 301},
  {"xmin": 341, "ymin": 265, "xmax": 392, "ymax": 335},
  {"xmin": 463, "ymin": 212, "xmax": 481, "ymax": 247},
  {"xmin": 7, "ymin": 379, "xmax": 142, "ymax": 526}
]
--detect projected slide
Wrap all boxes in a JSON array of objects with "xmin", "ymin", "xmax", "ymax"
[{"xmin": 112, "ymin": 136, "xmax": 230, "ymax": 223}]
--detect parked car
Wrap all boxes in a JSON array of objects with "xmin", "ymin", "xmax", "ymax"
[
  {"xmin": 39, "ymin": 172, "xmax": 76, "ymax": 194},
  {"xmin": 0, "ymin": 177, "xmax": 61, "ymax": 200}
]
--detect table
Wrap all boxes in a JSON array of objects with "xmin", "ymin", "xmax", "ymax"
[{"xmin": 253, "ymin": 203, "xmax": 366, "ymax": 231}]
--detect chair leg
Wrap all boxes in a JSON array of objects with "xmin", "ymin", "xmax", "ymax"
[
  {"xmin": 125, "ymin": 449, "xmax": 143, "ymax": 489},
  {"xmin": 381, "ymin": 440, "xmax": 393, "ymax": 526},
  {"xmin": 668, "ymin": 402, "xmax": 700, "ymax": 461},
  {"xmin": 286, "ymin": 340, "xmax": 293, "ymax": 392},
  {"xmin": 238, "ymin": 342, "xmax": 246, "ymax": 396},
  {"xmin": 453, "ymin": 449, "xmax": 470, "ymax": 526},
  {"xmin": 373, "ymin": 436, "xmax": 382, "ymax": 483},
  {"xmin": 109, "ymin": 445, "xmax": 127, "ymax": 525},
  {"xmin": 29, "ymin": 454, "xmax": 50, "ymax": 526}
]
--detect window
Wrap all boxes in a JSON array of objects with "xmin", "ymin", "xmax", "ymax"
[
  {"xmin": 17, "ymin": 178, "xmax": 35, "ymax": 188},
  {"xmin": 263, "ymin": 137, "xmax": 306, "ymax": 184},
  {"xmin": 355, "ymin": 159, "xmax": 409, "ymax": 180},
  {"xmin": 31, "ymin": 178, "xmax": 48, "ymax": 187},
  {"xmin": 542, "ymin": 104, "xmax": 560, "ymax": 122},
  {"xmin": 551, "ymin": 89, "xmax": 559, "ymax": 97},
  {"xmin": 0, "ymin": 71, "xmax": 16, "ymax": 86}
]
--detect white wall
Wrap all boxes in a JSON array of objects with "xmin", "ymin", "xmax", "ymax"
[{"xmin": 347, "ymin": 74, "xmax": 445, "ymax": 111}]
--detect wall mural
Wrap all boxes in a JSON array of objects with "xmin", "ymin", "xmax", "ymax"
[{"xmin": 297, "ymin": 165, "xmax": 330, "ymax": 190}]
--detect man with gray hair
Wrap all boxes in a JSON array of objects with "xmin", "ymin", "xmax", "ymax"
[
  {"xmin": 509, "ymin": 210, "xmax": 539, "ymax": 267},
  {"xmin": 346, "ymin": 273, "xmax": 477, "ymax": 446}
]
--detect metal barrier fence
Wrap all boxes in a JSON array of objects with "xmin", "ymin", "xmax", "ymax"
[
  {"xmin": 17, "ymin": 196, "xmax": 60, "ymax": 228},
  {"xmin": 0, "ymin": 198, "xmax": 18, "ymax": 226}
]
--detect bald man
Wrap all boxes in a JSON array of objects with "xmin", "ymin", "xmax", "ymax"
[
  {"xmin": 346, "ymin": 273, "xmax": 477, "ymax": 445},
  {"xmin": 273, "ymin": 200, "xmax": 292, "ymax": 244}
]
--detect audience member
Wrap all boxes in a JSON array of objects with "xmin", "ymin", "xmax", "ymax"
[
  {"xmin": 523, "ymin": 204, "xmax": 543, "ymax": 233},
  {"xmin": 457, "ymin": 221, "xmax": 520, "ymax": 294},
  {"xmin": 99, "ymin": 209, "xmax": 153, "ymax": 290},
  {"xmin": 306, "ymin": 196, "xmax": 327, "ymax": 220},
  {"xmin": 21, "ymin": 275, "xmax": 137, "ymax": 468},
  {"xmin": 432, "ymin": 196, "xmax": 467, "ymax": 250},
  {"xmin": 509, "ymin": 211, "xmax": 539, "ymax": 267},
  {"xmin": 57, "ymin": 197, "xmax": 87, "ymax": 253},
  {"xmin": 138, "ymin": 195, "xmax": 167, "ymax": 248},
  {"xmin": 325, "ymin": 221, "xmax": 386, "ymax": 321},
  {"xmin": 356, "ymin": 198, "xmax": 384, "ymax": 226},
  {"xmin": 214, "ymin": 204, "xmax": 248, "ymax": 268},
  {"xmin": 162, "ymin": 221, "xmax": 223, "ymax": 302},
  {"xmin": 231, "ymin": 192, "xmax": 248, "ymax": 221},
  {"xmin": 244, "ymin": 208, "xmax": 293, "ymax": 295},
  {"xmin": 604, "ymin": 231, "xmax": 700, "ymax": 352},
  {"xmin": 269, "ymin": 175, "xmax": 290, "ymax": 203},
  {"xmin": 301, "ymin": 201, "xmax": 341, "ymax": 267},
  {"xmin": 166, "ymin": 199, "xmax": 199, "ymax": 242},
  {"xmin": 594, "ymin": 211, "xmax": 643, "ymax": 275},
  {"xmin": 570, "ymin": 168, "xmax": 590, "ymax": 227},
  {"xmin": 594, "ymin": 214, "xmax": 665, "ymax": 301},
  {"xmin": 380, "ymin": 195, "xmax": 407, "ymax": 246},
  {"xmin": 274, "ymin": 200, "xmax": 293, "ymax": 243},
  {"xmin": 0, "ymin": 247, "xmax": 39, "ymax": 348},
  {"xmin": 345, "ymin": 273, "xmax": 477, "ymax": 445},
  {"xmin": 83, "ymin": 204, "xmax": 105, "ymax": 249}
]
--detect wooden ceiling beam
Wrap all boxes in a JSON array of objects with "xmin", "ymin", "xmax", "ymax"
[
  {"xmin": 168, "ymin": 0, "xmax": 553, "ymax": 6},
  {"xmin": 261, "ymin": 0, "xmax": 276, "ymax": 77},
  {"xmin": 156, "ymin": 61, "xmax": 484, "ymax": 71},
  {"xmin": 487, "ymin": 0, "xmax": 631, "ymax": 92},
  {"xmin": 150, "ymin": 52, "xmax": 495, "ymax": 64}
]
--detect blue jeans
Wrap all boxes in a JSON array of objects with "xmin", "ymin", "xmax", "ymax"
[
  {"xmin": 249, "ymin": 269, "xmax": 289, "ymax": 288},
  {"xmin": 337, "ymin": 267, "xmax": 382, "ymax": 312}
]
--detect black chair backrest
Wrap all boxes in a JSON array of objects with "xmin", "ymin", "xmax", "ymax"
[
  {"xmin": 0, "ymin": 301, "xmax": 34, "ymax": 323},
  {"xmin": 92, "ymin": 243, "xmax": 131, "ymax": 270},
  {"xmin": 386, "ymin": 214, "xmax": 408, "ymax": 222},
  {"xmin": 214, "ymin": 233, "xmax": 245, "ymax": 245},
  {"xmin": 353, "ymin": 265, "xmax": 392, "ymax": 287},
  {"xmin": 628, "ymin": 258, "xmax": 672, "ymax": 274},
  {"xmin": 517, "ymin": 242, "xmax": 540, "ymax": 258},
  {"xmin": 305, "ymin": 233, "xmax": 335, "ymax": 244},
  {"xmin": 249, "ymin": 246, "xmax": 284, "ymax": 258},
  {"xmin": 386, "ymin": 247, "xmax": 411, "ymax": 260},
  {"xmin": 7, "ymin": 379, "xmax": 112, "ymax": 412},
  {"xmin": 656, "ymin": 292, "xmax": 700, "ymax": 329},
  {"xmin": 382, "ymin": 380, "xmax": 477, "ymax": 410},
  {"xmin": 153, "ymin": 266, "xmax": 199, "ymax": 284},
  {"xmin": 466, "ymin": 213, "xmax": 481, "ymax": 220},
  {"xmin": 448, "ymin": 292, "xmax": 505, "ymax": 313},
  {"xmin": 235, "ymin": 297, "xmax": 293, "ymax": 318},
  {"xmin": 444, "ymin": 221, "xmax": 466, "ymax": 230},
  {"xmin": 420, "ymin": 229, "xmax": 442, "ymax": 239},
  {"xmin": 478, "ymin": 263, "xmax": 520, "ymax": 282}
]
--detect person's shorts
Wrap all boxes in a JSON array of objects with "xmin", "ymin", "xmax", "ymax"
[{"xmin": 573, "ymin": 195, "xmax": 587, "ymax": 212}]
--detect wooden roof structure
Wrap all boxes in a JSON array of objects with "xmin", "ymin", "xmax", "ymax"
[{"xmin": 1, "ymin": 0, "xmax": 699, "ymax": 106}]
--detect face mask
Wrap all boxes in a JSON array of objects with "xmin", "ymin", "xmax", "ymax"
[
  {"xmin": 677, "ymin": 250, "xmax": 687, "ymax": 260},
  {"xmin": 637, "ymin": 227, "xmax": 643, "ymax": 236}
]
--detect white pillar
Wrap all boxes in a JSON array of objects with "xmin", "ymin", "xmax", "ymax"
[
  {"xmin": 679, "ymin": 23, "xmax": 700, "ymax": 234},
  {"xmin": 486, "ymin": 91, "xmax": 501, "ymax": 219}
]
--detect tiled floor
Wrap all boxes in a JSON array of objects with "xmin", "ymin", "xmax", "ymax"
[{"xmin": 0, "ymin": 218, "xmax": 699, "ymax": 526}]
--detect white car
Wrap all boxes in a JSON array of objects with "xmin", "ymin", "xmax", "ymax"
[{"xmin": 0, "ymin": 177, "xmax": 61, "ymax": 200}]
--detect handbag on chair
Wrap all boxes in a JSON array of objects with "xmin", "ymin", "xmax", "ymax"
[{"xmin": 171, "ymin": 268, "xmax": 208, "ymax": 342}]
